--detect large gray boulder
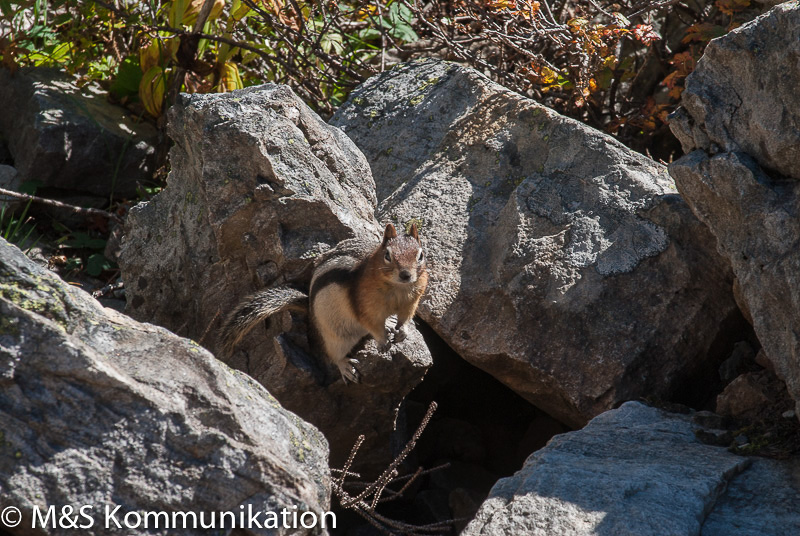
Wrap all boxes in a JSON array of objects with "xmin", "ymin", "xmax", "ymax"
[
  {"xmin": 118, "ymin": 85, "xmax": 431, "ymax": 472},
  {"xmin": 0, "ymin": 68, "xmax": 158, "ymax": 198},
  {"xmin": 463, "ymin": 402, "xmax": 800, "ymax": 536},
  {"xmin": 669, "ymin": 3, "xmax": 800, "ymax": 418},
  {"xmin": 0, "ymin": 238, "xmax": 331, "ymax": 535},
  {"xmin": 669, "ymin": 3, "xmax": 800, "ymax": 181},
  {"xmin": 332, "ymin": 59, "xmax": 741, "ymax": 427}
]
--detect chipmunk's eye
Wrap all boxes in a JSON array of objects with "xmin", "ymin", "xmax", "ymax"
[
  {"xmin": 384, "ymin": 250, "xmax": 391, "ymax": 262},
  {"xmin": 418, "ymin": 250, "xmax": 424, "ymax": 262}
]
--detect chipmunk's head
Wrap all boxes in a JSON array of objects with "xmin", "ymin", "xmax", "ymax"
[{"xmin": 379, "ymin": 223, "xmax": 426, "ymax": 285}]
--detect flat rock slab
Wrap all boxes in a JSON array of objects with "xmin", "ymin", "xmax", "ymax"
[
  {"xmin": 701, "ymin": 457, "xmax": 800, "ymax": 536},
  {"xmin": 0, "ymin": 67, "xmax": 157, "ymax": 198},
  {"xmin": 462, "ymin": 402, "xmax": 779, "ymax": 536},
  {"xmin": 0, "ymin": 238, "xmax": 331, "ymax": 535},
  {"xmin": 669, "ymin": 3, "xmax": 800, "ymax": 419},
  {"xmin": 119, "ymin": 85, "xmax": 431, "ymax": 474},
  {"xmin": 332, "ymin": 59, "xmax": 740, "ymax": 427}
]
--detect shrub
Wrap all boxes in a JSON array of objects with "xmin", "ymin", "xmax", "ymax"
[{"xmin": 0, "ymin": 0, "xmax": 767, "ymax": 160}]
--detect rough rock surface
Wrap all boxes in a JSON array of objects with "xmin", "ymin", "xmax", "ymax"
[
  {"xmin": 0, "ymin": 164, "xmax": 18, "ymax": 189},
  {"xmin": 669, "ymin": 3, "xmax": 800, "ymax": 181},
  {"xmin": 715, "ymin": 370, "xmax": 782, "ymax": 419},
  {"xmin": 701, "ymin": 458, "xmax": 800, "ymax": 536},
  {"xmin": 0, "ymin": 67, "xmax": 157, "ymax": 198},
  {"xmin": 718, "ymin": 340, "xmax": 757, "ymax": 384},
  {"xmin": 0, "ymin": 164, "xmax": 20, "ymax": 211},
  {"xmin": 463, "ymin": 402, "xmax": 800, "ymax": 536},
  {"xmin": 0, "ymin": 238, "xmax": 331, "ymax": 535},
  {"xmin": 669, "ymin": 3, "xmax": 800, "ymax": 419},
  {"xmin": 118, "ymin": 85, "xmax": 431, "ymax": 472},
  {"xmin": 332, "ymin": 59, "xmax": 740, "ymax": 427}
]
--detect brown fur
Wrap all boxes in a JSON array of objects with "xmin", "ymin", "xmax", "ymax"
[
  {"xmin": 221, "ymin": 223, "xmax": 428, "ymax": 383},
  {"xmin": 354, "ymin": 230, "xmax": 427, "ymax": 338},
  {"xmin": 219, "ymin": 286, "xmax": 308, "ymax": 356},
  {"xmin": 312, "ymin": 222, "xmax": 428, "ymax": 382}
]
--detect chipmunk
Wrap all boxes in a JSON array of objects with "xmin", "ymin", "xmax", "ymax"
[{"xmin": 220, "ymin": 223, "xmax": 428, "ymax": 383}]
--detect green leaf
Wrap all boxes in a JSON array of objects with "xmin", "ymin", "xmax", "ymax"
[
  {"xmin": 52, "ymin": 220, "xmax": 71, "ymax": 235},
  {"xmin": 65, "ymin": 257, "xmax": 82, "ymax": 271},
  {"xmin": 358, "ymin": 28, "xmax": 382, "ymax": 41},
  {"xmin": 53, "ymin": 13, "xmax": 71, "ymax": 26},
  {"xmin": 19, "ymin": 180, "xmax": 42, "ymax": 195},
  {"xmin": 86, "ymin": 253, "xmax": 114, "ymax": 277},
  {"xmin": 320, "ymin": 32, "xmax": 344, "ymax": 55},
  {"xmin": 390, "ymin": 23, "xmax": 418, "ymax": 43},
  {"xmin": 110, "ymin": 56, "xmax": 143, "ymax": 99},
  {"xmin": 596, "ymin": 67, "xmax": 614, "ymax": 90},
  {"xmin": 65, "ymin": 232, "xmax": 106, "ymax": 250},
  {"xmin": 51, "ymin": 41, "xmax": 71, "ymax": 61},
  {"xmin": 3, "ymin": 199, "xmax": 32, "ymax": 242},
  {"xmin": 168, "ymin": 0, "xmax": 189, "ymax": 28},
  {"xmin": 230, "ymin": 0, "xmax": 251, "ymax": 22},
  {"xmin": 387, "ymin": 3, "xmax": 418, "ymax": 42},
  {"xmin": 0, "ymin": 1, "xmax": 13, "ymax": 18},
  {"xmin": 28, "ymin": 23, "xmax": 56, "ymax": 41},
  {"xmin": 139, "ymin": 65, "xmax": 167, "ymax": 117}
]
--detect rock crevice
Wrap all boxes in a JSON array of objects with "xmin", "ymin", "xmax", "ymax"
[
  {"xmin": 669, "ymin": 2, "xmax": 800, "ymax": 419},
  {"xmin": 333, "ymin": 58, "xmax": 740, "ymax": 427}
]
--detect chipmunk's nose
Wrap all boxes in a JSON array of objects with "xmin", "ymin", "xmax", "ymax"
[{"xmin": 399, "ymin": 270, "xmax": 412, "ymax": 282}]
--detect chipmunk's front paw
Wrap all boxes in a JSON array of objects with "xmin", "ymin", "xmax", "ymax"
[
  {"xmin": 338, "ymin": 358, "xmax": 361, "ymax": 384},
  {"xmin": 374, "ymin": 329, "xmax": 393, "ymax": 353},
  {"xmin": 392, "ymin": 323, "xmax": 409, "ymax": 343}
]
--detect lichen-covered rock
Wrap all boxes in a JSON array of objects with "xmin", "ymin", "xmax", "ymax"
[
  {"xmin": 118, "ymin": 85, "xmax": 431, "ymax": 473},
  {"xmin": 0, "ymin": 67, "xmax": 157, "ymax": 198},
  {"xmin": 332, "ymin": 59, "xmax": 740, "ymax": 427},
  {"xmin": 463, "ymin": 402, "xmax": 800, "ymax": 536},
  {"xmin": 669, "ymin": 3, "xmax": 800, "ymax": 419},
  {"xmin": 0, "ymin": 238, "xmax": 331, "ymax": 535}
]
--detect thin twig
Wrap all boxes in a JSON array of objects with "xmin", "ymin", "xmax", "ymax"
[
  {"xmin": 626, "ymin": 0, "xmax": 681, "ymax": 19},
  {"xmin": 167, "ymin": 0, "xmax": 222, "ymax": 106},
  {"xmin": 0, "ymin": 188, "xmax": 123, "ymax": 224},
  {"xmin": 342, "ymin": 402, "xmax": 437, "ymax": 508},
  {"xmin": 330, "ymin": 468, "xmax": 362, "ymax": 478},
  {"xmin": 198, "ymin": 309, "xmax": 221, "ymax": 345},
  {"xmin": 338, "ymin": 434, "xmax": 365, "ymax": 491},
  {"xmin": 331, "ymin": 401, "xmax": 455, "ymax": 534},
  {"xmin": 378, "ymin": 466, "xmax": 420, "ymax": 505}
]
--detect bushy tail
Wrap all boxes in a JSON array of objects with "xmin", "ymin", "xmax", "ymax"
[{"xmin": 219, "ymin": 286, "xmax": 308, "ymax": 355}]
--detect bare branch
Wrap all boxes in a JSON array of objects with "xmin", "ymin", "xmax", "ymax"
[
  {"xmin": 331, "ymin": 402, "xmax": 455, "ymax": 535},
  {"xmin": 338, "ymin": 434, "xmax": 365, "ymax": 491},
  {"xmin": 0, "ymin": 188, "xmax": 123, "ymax": 224}
]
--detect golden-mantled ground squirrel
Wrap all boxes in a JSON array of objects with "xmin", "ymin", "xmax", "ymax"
[{"xmin": 220, "ymin": 223, "xmax": 428, "ymax": 383}]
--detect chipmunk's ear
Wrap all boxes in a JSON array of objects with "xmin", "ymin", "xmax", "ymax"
[
  {"xmin": 408, "ymin": 222, "xmax": 420, "ymax": 243},
  {"xmin": 382, "ymin": 223, "xmax": 397, "ymax": 245}
]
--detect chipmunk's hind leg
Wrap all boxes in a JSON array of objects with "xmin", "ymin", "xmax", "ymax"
[
  {"xmin": 325, "ymin": 336, "xmax": 362, "ymax": 384},
  {"xmin": 339, "ymin": 357, "xmax": 361, "ymax": 384},
  {"xmin": 311, "ymin": 281, "xmax": 366, "ymax": 384},
  {"xmin": 307, "ymin": 310, "xmax": 362, "ymax": 384}
]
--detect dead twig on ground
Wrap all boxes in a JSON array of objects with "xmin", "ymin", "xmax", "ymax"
[
  {"xmin": 0, "ymin": 188, "xmax": 123, "ymax": 225},
  {"xmin": 331, "ymin": 401, "xmax": 457, "ymax": 535}
]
